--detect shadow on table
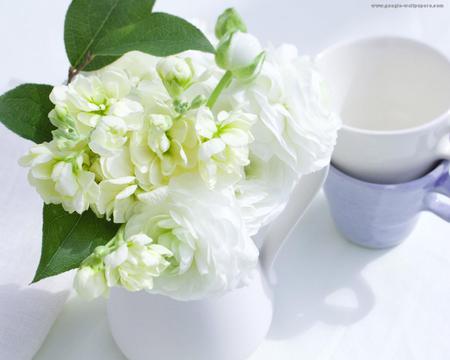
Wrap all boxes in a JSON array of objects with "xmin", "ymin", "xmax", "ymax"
[{"xmin": 268, "ymin": 194, "xmax": 389, "ymax": 340}]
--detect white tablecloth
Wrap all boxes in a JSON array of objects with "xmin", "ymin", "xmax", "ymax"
[
  {"xmin": 33, "ymin": 193, "xmax": 450, "ymax": 360},
  {"xmin": 1, "ymin": 1, "xmax": 449, "ymax": 359}
]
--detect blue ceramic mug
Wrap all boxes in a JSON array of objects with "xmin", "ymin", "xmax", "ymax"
[{"xmin": 324, "ymin": 161, "xmax": 450, "ymax": 248}]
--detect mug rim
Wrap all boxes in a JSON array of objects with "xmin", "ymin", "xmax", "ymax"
[
  {"xmin": 330, "ymin": 160, "xmax": 449, "ymax": 189},
  {"xmin": 317, "ymin": 35, "xmax": 450, "ymax": 137}
]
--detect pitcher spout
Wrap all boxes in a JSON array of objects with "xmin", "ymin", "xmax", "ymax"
[{"xmin": 260, "ymin": 167, "xmax": 329, "ymax": 285}]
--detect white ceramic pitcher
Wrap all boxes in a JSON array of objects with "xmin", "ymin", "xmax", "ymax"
[{"xmin": 107, "ymin": 168, "xmax": 328, "ymax": 360}]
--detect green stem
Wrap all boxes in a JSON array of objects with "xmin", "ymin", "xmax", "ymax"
[{"xmin": 207, "ymin": 70, "xmax": 233, "ymax": 109}]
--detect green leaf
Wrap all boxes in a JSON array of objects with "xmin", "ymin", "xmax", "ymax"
[
  {"xmin": 92, "ymin": 12, "xmax": 215, "ymax": 60},
  {"xmin": 85, "ymin": 55, "xmax": 122, "ymax": 71},
  {"xmin": 64, "ymin": 0, "xmax": 156, "ymax": 69},
  {"xmin": 0, "ymin": 84, "xmax": 55, "ymax": 143},
  {"xmin": 33, "ymin": 204, "xmax": 120, "ymax": 283}
]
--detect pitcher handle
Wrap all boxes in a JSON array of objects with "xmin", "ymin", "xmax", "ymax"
[
  {"xmin": 424, "ymin": 164, "xmax": 450, "ymax": 222},
  {"xmin": 260, "ymin": 167, "xmax": 329, "ymax": 284}
]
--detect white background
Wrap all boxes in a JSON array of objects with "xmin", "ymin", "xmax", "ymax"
[{"xmin": 1, "ymin": 0, "xmax": 450, "ymax": 359}]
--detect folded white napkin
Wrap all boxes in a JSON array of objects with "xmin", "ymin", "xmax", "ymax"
[
  {"xmin": 0, "ymin": 278, "xmax": 72, "ymax": 360},
  {"xmin": 0, "ymin": 96, "xmax": 74, "ymax": 359}
]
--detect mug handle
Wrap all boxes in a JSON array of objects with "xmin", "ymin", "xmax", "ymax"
[
  {"xmin": 424, "ymin": 165, "xmax": 450, "ymax": 222},
  {"xmin": 260, "ymin": 167, "xmax": 328, "ymax": 284}
]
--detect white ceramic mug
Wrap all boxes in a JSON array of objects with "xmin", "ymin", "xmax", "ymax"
[
  {"xmin": 107, "ymin": 168, "xmax": 328, "ymax": 360},
  {"xmin": 317, "ymin": 36, "xmax": 450, "ymax": 184}
]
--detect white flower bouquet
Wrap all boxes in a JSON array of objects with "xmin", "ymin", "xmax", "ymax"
[{"xmin": 0, "ymin": 3, "xmax": 339, "ymax": 301}]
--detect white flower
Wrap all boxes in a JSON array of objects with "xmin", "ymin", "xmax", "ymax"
[
  {"xmin": 129, "ymin": 109, "xmax": 198, "ymax": 189},
  {"xmin": 157, "ymin": 56, "xmax": 194, "ymax": 97},
  {"xmin": 224, "ymin": 44, "xmax": 340, "ymax": 175},
  {"xmin": 125, "ymin": 175, "xmax": 258, "ymax": 300},
  {"xmin": 146, "ymin": 114, "xmax": 174, "ymax": 154},
  {"xmin": 97, "ymin": 176, "xmax": 138, "ymax": 223},
  {"xmin": 74, "ymin": 266, "xmax": 108, "ymax": 301},
  {"xmin": 107, "ymin": 51, "xmax": 160, "ymax": 85},
  {"xmin": 198, "ymin": 109, "xmax": 256, "ymax": 188},
  {"xmin": 213, "ymin": 43, "xmax": 340, "ymax": 234},
  {"xmin": 105, "ymin": 52, "xmax": 173, "ymax": 121},
  {"xmin": 104, "ymin": 233, "xmax": 172, "ymax": 292},
  {"xmin": 194, "ymin": 106, "xmax": 217, "ymax": 138},
  {"xmin": 19, "ymin": 142, "xmax": 98, "ymax": 214},
  {"xmin": 89, "ymin": 116, "xmax": 128, "ymax": 157},
  {"xmin": 236, "ymin": 155, "xmax": 297, "ymax": 236},
  {"xmin": 92, "ymin": 148, "xmax": 135, "ymax": 180},
  {"xmin": 23, "ymin": 37, "xmax": 339, "ymax": 303},
  {"xmin": 50, "ymin": 69, "xmax": 144, "ymax": 135},
  {"xmin": 178, "ymin": 52, "xmax": 223, "ymax": 102}
]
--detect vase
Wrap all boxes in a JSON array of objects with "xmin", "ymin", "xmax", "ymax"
[{"xmin": 107, "ymin": 167, "xmax": 328, "ymax": 360}]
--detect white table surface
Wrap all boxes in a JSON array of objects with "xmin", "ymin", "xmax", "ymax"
[
  {"xmin": 1, "ymin": 1, "xmax": 450, "ymax": 359},
  {"xmin": 33, "ymin": 193, "xmax": 450, "ymax": 360}
]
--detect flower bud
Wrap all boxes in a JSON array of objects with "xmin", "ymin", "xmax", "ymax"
[
  {"xmin": 215, "ymin": 32, "xmax": 265, "ymax": 81},
  {"xmin": 215, "ymin": 8, "xmax": 247, "ymax": 39},
  {"xmin": 232, "ymin": 51, "xmax": 266, "ymax": 82},
  {"xmin": 74, "ymin": 266, "xmax": 108, "ymax": 301},
  {"xmin": 156, "ymin": 56, "xmax": 194, "ymax": 98},
  {"xmin": 49, "ymin": 107, "xmax": 79, "ymax": 144},
  {"xmin": 173, "ymin": 99, "xmax": 190, "ymax": 114},
  {"xmin": 190, "ymin": 94, "xmax": 207, "ymax": 110}
]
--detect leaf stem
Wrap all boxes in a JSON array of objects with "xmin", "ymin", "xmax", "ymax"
[
  {"xmin": 207, "ymin": 70, "xmax": 233, "ymax": 109},
  {"xmin": 67, "ymin": 52, "xmax": 95, "ymax": 84}
]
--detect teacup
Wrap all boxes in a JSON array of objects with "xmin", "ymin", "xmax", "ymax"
[
  {"xmin": 317, "ymin": 36, "xmax": 450, "ymax": 184},
  {"xmin": 324, "ymin": 160, "xmax": 450, "ymax": 248}
]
